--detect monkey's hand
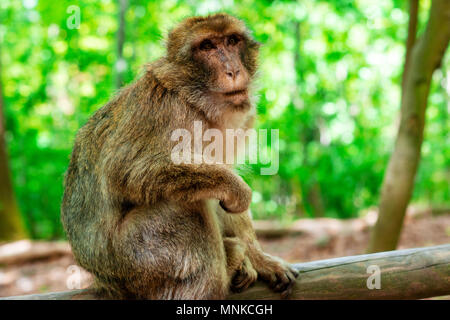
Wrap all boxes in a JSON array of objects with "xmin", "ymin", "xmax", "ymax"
[
  {"xmin": 249, "ymin": 249, "xmax": 299, "ymax": 299},
  {"xmin": 224, "ymin": 237, "xmax": 258, "ymax": 293},
  {"xmin": 157, "ymin": 164, "xmax": 252, "ymax": 214},
  {"xmin": 219, "ymin": 177, "xmax": 252, "ymax": 214}
]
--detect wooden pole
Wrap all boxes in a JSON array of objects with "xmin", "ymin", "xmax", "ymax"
[{"xmin": 2, "ymin": 244, "xmax": 449, "ymax": 300}]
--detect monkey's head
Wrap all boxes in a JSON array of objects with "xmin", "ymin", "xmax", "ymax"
[{"xmin": 153, "ymin": 14, "xmax": 260, "ymax": 121}]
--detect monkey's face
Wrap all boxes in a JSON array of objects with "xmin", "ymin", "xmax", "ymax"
[
  {"xmin": 192, "ymin": 33, "xmax": 250, "ymax": 106},
  {"xmin": 164, "ymin": 14, "xmax": 260, "ymax": 112}
]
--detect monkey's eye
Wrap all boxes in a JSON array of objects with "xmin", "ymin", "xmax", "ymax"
[
  {"xmin": 199, "ymin": 39, "xmax": 215, "ymax": 51},
  {"xmin": 228, "ymin": 34, "xmax": 240, "ymax": 46}
]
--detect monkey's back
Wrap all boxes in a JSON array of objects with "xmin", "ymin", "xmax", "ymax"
[
  {"xmin": 60, "ymin": 71, "xmax": 209, "ymax": 289},
  {"xmin": 61, "ymin": 97, "xmax": 123, "ymax": 275}
]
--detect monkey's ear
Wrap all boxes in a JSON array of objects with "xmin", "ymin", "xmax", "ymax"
[
  {"xmin": 247, "ymin": 38, "xmax": 261, "ymax": 50},
  {"xmin": 253, "ymin": 40, "xmax": 262, "ymax": 48},
  {"xmin": 243, "ymin": 30, "xmax": 261, "ymax": 49},
  {"xmin": 166, "ymin": 29, "xmax": 194, "ymax": 63}
]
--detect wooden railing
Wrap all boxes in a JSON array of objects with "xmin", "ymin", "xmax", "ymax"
[{"xmin": 1, "ymin": 244, "xmax": 449, "ymax": 300}]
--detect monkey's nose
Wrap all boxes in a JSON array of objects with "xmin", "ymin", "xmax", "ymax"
[{"xmin": 226, "ymin": 69, "xmax": 240, "ymax": 80}]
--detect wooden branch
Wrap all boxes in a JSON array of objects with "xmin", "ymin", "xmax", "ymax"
[
  {"xmin": 254, "ymin": 207, "xmax": 449, "ymax": 239},
  {"xmin": 2, "ymin": 244, "xmax": 449, "ymax": 300},
  {"xmin": 232, "ymin": 244, "xmax": 450, "ymax": 300},
  {"xmin": 0, "ymin": 240, "xmax": 71, "ymax": 265},
  {"xmin": 254, "ymin": 217, "xmax": 369, "ymax": 239},
  {"xmin": 402, "ymin": 0, "xmax": 419, "ymax": 91}
]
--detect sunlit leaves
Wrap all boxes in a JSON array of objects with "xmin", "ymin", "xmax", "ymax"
[{"xmin": 0, "ymin": 0, "xmax": 448, "ymax": 236}]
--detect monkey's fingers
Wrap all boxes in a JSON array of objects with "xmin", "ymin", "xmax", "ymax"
[
  {"xmin": 219, "ymin": 200, "xmax": 249, "ymax": 214},
  {"xmin": 289, "ymin": 265, "xmax": 299, "ymax": 278},
  {"xmin": 231, "ymin": 272, "xmax": 255, "ymax": 293},
  {"xmin": 258, "ymin": 263, "xmax": 298, "ymax": 299},
  {"xmin": 219, "ymin": 181, "xmax": 252, "ymax": 214},
  {"xmin": 231, "ymin": 261, "xmax": 258, "ymax": 292},
  {"xmin": 273, "ymin": 268, "xmax": 297, "ymax": 298}
]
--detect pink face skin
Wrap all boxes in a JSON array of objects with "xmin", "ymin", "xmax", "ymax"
[{"xmin": 192, "ymin": 33, "xmax": 250, "ymax": 105}]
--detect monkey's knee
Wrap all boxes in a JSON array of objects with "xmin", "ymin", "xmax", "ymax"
[
  {"xmin": 169, "ymin": 275, "xmax": 229, "ymax": 300},
  {"xmin": 224, "ymin": 237, "xmax": 246, "ymax": 276},
  {"xmin": 148, "ymin": 251, "xmax": 229, "ymax": 299}
]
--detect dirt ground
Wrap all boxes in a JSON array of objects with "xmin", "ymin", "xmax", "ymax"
[
  {"xmin": 0, "ymin": 213, "xmax": 449, "ymax": 298},
  {"xmin": 259, "ymin": 213, "xmax": 450, "ymax": 263}
]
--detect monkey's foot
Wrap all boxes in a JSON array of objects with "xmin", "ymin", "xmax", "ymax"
[
  {"xmin": 230, "ymin": 256, "xmax": 258, "ymax": 293},
  {"xmin": 224, "ymin": 237, "xmax": 258, "ymax": 293},
  {"xmin": 253, "ymin": 255, "xmax": 299, "ymax": 299}
]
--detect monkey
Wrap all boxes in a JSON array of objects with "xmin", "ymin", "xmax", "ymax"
[{"xmin": 61, "ymin": 13, "xmax": 298, "ymax": 300}]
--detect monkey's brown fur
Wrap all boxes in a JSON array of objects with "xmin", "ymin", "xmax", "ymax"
[{"xmin": 61, "ymin": 13, "xmax": 298, "ymax": 300}]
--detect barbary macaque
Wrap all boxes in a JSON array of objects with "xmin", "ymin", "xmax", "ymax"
[{"xmin": 61, "ymin": 13, "xmax": 298, "ymax": 299}]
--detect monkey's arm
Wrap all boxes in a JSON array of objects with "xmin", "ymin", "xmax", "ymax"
[
  {"xmin": 105, "ymin": 153, "xmax": 251, "ymax": 213},
  {"xmin": 158, "ymin": 164, "xmax": 252, "ymax": 213}
]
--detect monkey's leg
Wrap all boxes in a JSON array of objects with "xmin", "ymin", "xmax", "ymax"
[
  {"xmin": 95, "ymin": 202, "xmax": 230, "ymax": 300},
  {"xmin": 222, "ymin": 211, "xmax": 298, "ymax": 298},
  {"xmin": 223, "ymin": 237, "xmax": 258, "ymax": 293}
]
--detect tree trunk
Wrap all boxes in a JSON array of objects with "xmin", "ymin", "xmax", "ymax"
[
  {"xmin": 0, "ymin": 44, "xmax": 26, "ymax": 241},
  {"xmin": 368, "ymin": 0, "xmax": 450, "ymax": 253},
  {"xmin": 115, "ymin": 0, "xmax": 127, "ymax": 89}
]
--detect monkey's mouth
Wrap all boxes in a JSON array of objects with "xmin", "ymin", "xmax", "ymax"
[{"xmin": 223, "ymin": 89, "xmax": 248, "ymax": 97}]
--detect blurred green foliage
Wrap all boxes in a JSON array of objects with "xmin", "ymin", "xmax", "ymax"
[{"xmin": 0, "ymin": 0, "xmax": 449, "ymax": 239}]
